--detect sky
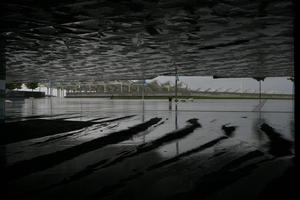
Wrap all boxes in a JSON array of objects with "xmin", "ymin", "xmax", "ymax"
[{"xmin": 152, "ymin": 76, "xmax": 294, "ymax": 94}]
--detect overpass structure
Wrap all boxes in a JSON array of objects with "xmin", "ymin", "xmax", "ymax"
[{"xmin": 0, "ymin": 0, "xmax": 295, "ymax": 121}]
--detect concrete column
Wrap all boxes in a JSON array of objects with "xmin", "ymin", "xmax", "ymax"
[
  {"xmin": 259, "ymin": 80, "xmax": 261, "ymax": 103},
  {"xmin": 0, "ymin": 38, "xmax": 5, "ymax": 123},
  {"xmin": 50, "ymin": 86, "xmax": 53, "ymax": 97},
  {"xmin": 175, "ymin": 65, "xmax": 178, "ymax": 105},
  {"xmin": 142, "ymin": 80, "xmax": 145, "ymax": 122},
  {"xmin": 175, "ymin": 109, "xmax": 179, "ymax": 155},
  {"xmin": 142, "ymin": 81, "xmax": 145, "ymax": 100},
  {"xmin": 169, "ymin": 97, "xmax": 172, "ymax": 110},
  {"xmin": 49, "ymin": 94, "xmax": 53, "ymax": 116},
  {"xmin": 175, "ymin": 68, "xmax": 179, "ymax": 155},
  {"xmin": 288, "ymin": 77, "xmax": 294, "ymax": 116},
  {"xmin": 174, "ymin": 65, "xmax": 179, "ymax": 155},
  {"xmin": 253, "ymin": 77, "xmax": 265, "ymax": 108}
]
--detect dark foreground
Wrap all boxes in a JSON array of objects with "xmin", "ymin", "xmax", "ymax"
[{"xmin": 1, "ymin": 98, "xmax": 295, "ymax": 199}]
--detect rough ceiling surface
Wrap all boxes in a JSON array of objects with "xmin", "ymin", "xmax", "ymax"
[{"xmin": 1, "ymin": 0, "xmax": 294, "ymax": 82}]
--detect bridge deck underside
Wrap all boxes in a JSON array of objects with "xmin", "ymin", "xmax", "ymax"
[{"xmin": 1, "ymin": 0, "xmax": 294, "ymax": 82}]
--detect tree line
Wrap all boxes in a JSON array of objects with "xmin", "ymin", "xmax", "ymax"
[{"xmin": 6, "ymin": 82, "xmax": 39, "ymax": 91}]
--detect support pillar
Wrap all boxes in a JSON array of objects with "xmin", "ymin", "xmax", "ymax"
[
  {"xmin": 50, "ymin": 86, "xmax": 53, "ymax": 97},
  {"xmin": 142, "ymin": 81, "xmax": 145, "ymax": 100},
  {"xmin": 175, "ymin": 109, "xmax": 179, "ymax": 155},
  {"xmin": 253, "ymin": 77, "xmax": 265, "ymax": 108},
  {"xmin": 168, "ymin": 97, "xmax": 172, "ymax": 110},
  {"xmin": 0, "ymin": 38, "xmax": 5, "ymax": 123},
  {"xmin": 175, "ymin": 65, "xmax": 178, "ymax": 106},
  {"xmin": 259, "ymin": 80, "xmax": 261, "ymax": 104},
  {"xmin": 292, "ymin": 78, "xmax": 294, "ymax": 113},
  {"xmin": 174, "ymin": 65, "xmax": 179, "ymax": 155},
  {"xmin": 0, "ymin": 38, "xmax": 6, "ymax": 168},
  {"xmin": 142, "ymin": 80, "xmax": 145, "ymax": 122},
  {"xmin": 288, "ymin": 77, "xmax": 295, "ymax": 116}
]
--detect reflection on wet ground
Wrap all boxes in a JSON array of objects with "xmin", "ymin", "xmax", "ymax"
[{"xmin": 1, "ymin": 98, "xmax": 295, "ymax": 199}]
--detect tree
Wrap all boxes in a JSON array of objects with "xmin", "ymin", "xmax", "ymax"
[
  {"xmin": 161, "ymin": 81, "xmax": 172, "ymax": 92},
  {"xmin": 147, "ymin": 80, "xmax": 161, "ymax": 92},
  {"xmin": 6, "ymin": 82, "xmax": 22, "ymax": 90},
  {"xmin": 25, "ymin": 82, "xmax": 39, "ymax": 91}
]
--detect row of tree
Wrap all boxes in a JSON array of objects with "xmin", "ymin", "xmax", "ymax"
[
  {"xmin": 6, "ymin": 82, "xmax": 39, "ymax": 91},
  {"xmin": 67, "ymin": 80, "xmax": 192, "ymax": 94},
  {"xmin": 6, "ymin": 80, "xmax": 192, "ymax": 93}
]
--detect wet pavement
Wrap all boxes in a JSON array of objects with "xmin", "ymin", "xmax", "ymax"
[{"xmin": 1, "ymin": 98, "xmax": 295, "ymax": 200}]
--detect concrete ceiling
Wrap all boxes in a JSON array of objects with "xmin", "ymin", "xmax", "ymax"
[{"xmin": 1, "ymin": 0, "xmax": 294, "ymax": 82}]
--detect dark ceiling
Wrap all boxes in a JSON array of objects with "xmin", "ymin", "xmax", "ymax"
[{"xmin": 1, "ymin": 0, "xmax": 294, "ymax": 82}]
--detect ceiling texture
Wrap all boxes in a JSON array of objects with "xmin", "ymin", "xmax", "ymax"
[{"xmin": 1, "ymin": 0, "xmax": 294, "ymax": 82}]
